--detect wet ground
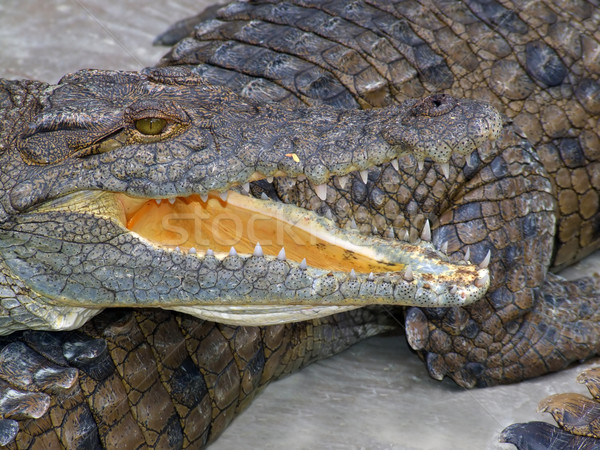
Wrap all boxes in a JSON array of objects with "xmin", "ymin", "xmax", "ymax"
[{"xmin": 1, "ymin": 1, "xmax": 598, "ymax": 448}]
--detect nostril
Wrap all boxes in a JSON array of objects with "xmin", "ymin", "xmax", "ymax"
[{"xmin": 410, "ymin": 94, "xmax": 457, "ymax": 117}]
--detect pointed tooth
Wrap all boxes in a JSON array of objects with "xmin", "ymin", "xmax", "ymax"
[
  {"xmin": 384, "ymin": 227, "xmax": 395, "ymax": 239},
  {"xmin": 300, "ymin": 258, "xmax": 307, "ymax": 270},
  {"xmin": 440, "ymin": 241, "xmax": 448, "ymax": 254},
  {"xmin": 421, "ymin": 220, "xmax": 431, "ymax": 242},
  {"xmin": 417, "ymin": 159, "xmax": 424, "ymax": 171},
  {"xmin": 267, "ymin": 176, "xmax": 274, "ymax": 183},
  {"xmin": 168, "ymin": 197, "xmax": 176, "ymax": 204},
  {"xmin": 189, "ymin": 247, "xmax": 197, "ymax": 254},
  {"xmin": 315, "ymin": 184, "xmax": 328, "ymax": 201},
  {"xmin": 391, "ymin": 159, "xmax": 399, "ymax": 171},
  {"xmin": 372, "ymin": 225, "xmax": 378, "ymax": 235},
  {"xmin": 401, "ymin": 229, "xmax": 410, "ymax": 241},
  {"xmin": 277, "ymin": 247, "xmax": 286, "ymax": 261},
  {"xmin": 440, "ymin": 162, "xmax": 450, "ymax": 179},
  {"xmin": 475, "ymin": 272, "xmax": 489, "ymax": 288},
  {"xmin": 338, "ymin": 175, "xmax": 349, "ymax": 189},
  {"xmin": 367, "ymin": 272, "xmax": 374, "ymax": 281},
  {"xmin": 220, "ymin": 191, "xmax": 229, "ymax": 201},
  {"xmin": 349, "ymin": 269, "xmax": 357, "ymax": 280},
  {"xmin": 359, "ymin": 170, "xmax": 369, "ymax": 184},
  {"xmin": 200, "ymin": 193, "xmax": 208, "ymax": 202},
  {"xmin": 464, "ymin": 248, "xmax": 471, "ymax": 262},
  {"xmin": 479, "ymin": 250, "xmax": 491, "ymax": 269},
  {"xmin": 324, "ymin": 209, "xmax": 333, "ymax": 220},
  {"xmin": 253, "ymin": 242, "xmax": 263, "ymax": 257},
  {"xmin": 450, "ymin": 286, "xmax": 458, "ymax": 295},
  {"xmin": 155, "ymin": 199, "xmax": 162, "ymax": 205},
  {"xmin": 175, "ymin": 246, "xmax": 181, "ymax": 252},
  {"xmin": 350, "ymin": 218, "xmax": 358, "ymax": 230},
  {"xmin": 403, "ymin": 266, "xmax": 414, "ymax": 282},
  {"xmin": 242, "ymin": 182, "xmax": 250, "ymax": 193},
  {"xmin": 206, "ymin": 249, "xmax": 214, "ymax": 256},
  {"xmin": 229, "ymin": 247, "xmax": 237, "ymax": 257},
  {"xmin": 261, "ymin": 193, "xmax": 270, "ymax": 201}
]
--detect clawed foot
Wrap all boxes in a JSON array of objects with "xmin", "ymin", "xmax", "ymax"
[
  {"xmin": 405, "ymin": 274, "xmax": 600, "ymax": 388},
  {"xmin": 501, "ymin": 367, "xmax": 600, "ymax": 449}
]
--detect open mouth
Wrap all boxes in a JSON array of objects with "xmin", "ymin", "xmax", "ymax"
[
  {"xmin": 26, "ymin": 167, "xmax": 490, "ymax": 326},
  {"xmin": 120, "ymin": 191, "xmax": 409, "ymax": 275}
]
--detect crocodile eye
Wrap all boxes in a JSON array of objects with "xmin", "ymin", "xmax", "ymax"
[{"xmin": 135, "ymin": 118, "xmax": 167, "ymax": 135}]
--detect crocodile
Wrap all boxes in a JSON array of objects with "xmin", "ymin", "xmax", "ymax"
[{"xmin": 1, "ymin": 0, "xmax": 600, "ymax": 448}]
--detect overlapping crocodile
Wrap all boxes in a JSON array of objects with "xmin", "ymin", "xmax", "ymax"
[{"xmin": 1, "ymin": 0, "xmax": 600, "ymax": 448}]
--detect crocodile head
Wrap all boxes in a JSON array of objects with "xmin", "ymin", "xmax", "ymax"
[{"xmin": 0, "ymin": 68, "xmax": 500, "ymax": 332}]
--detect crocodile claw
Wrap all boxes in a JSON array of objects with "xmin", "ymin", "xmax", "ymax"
[{"xmin": 501, "ymin": 367, "xmax": 600, "ymax": 449}]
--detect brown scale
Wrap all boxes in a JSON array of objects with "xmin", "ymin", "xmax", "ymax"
[{"xmin": 4, "ymin": 0, "xmax": 600, "ymax": 448}]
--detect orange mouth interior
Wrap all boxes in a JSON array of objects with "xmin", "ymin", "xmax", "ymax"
[{"xmin": 121, "ymin": 193, "xmax": 406, "ymax": 274}]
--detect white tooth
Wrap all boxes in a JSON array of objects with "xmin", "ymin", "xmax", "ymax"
[
  {"xmin": 229, "ymin": 247, "xmax": 238, "ymax": 257},
  {"xmin": 155, "ymin": 199, "xmax": 162, "ymax": 205},
  {"xmin": 391, "ymin": 159, "xmax": 399, "ymax": 171},
  {"xmin": 220, "ymin": 191, "xmax": 229, "ymax": 201},
  {"xmin": 242, "ymin": 182, "xmax": 250, "ymax": 193},
  {"xmin": 300, "ymin": 258, "xmax": 307, "ymax": 270},
  {"xmin": 417, "ymin": 159, "xmax": 424, "ymax": 171},
  {"xmin": 189, "ymin": 247, "xmax": 197, "ymax": 254},
  {"xmin": 277, "ymin": 247, "xmax": 286, "ymax": 261},
  {"xmin": 168, "ymin": 197, "xmax": 176, "ymax": 204},
  {"xmin": 401, "ymin": 229, "xmax": 410, "ymax": 241},
  {"xmin": 206, "ymin": 249, "xmax": 214, "ymax": 256},
  {"xmin": 464, "ymin": 247, "xmax": 470, "ymax": 262},
  {"xmin": 367, "ymin": 272, "xmax": 374, "ymax": 281},
  {"xmin": 479, "ymin": 250, "xmax": 491, "ymax": 269},
  {"xmin": 384, "ymin": 227, "xmax": 395, "ymax": 239},
  {"xmin": 200, "ymin": 193, "xmax": 208, "ymax": 202},
  {"xmin": 440, "ymin": 162, "xmax": 450, "ymax": 179},
  {"xmin": 315, "ymin": 184, "xmax": 328, "ymax": 201},
  {"xmin": 253, "ymin": 242, "xmax": 263, "ymax": 257},
  {"xmin": 450, "ymin": 286, "xmax": 458, "ymax": 295},
  {"xmin": 261, "ymin": 193, "xmax": 270, "ymax": 201},
  {"xmin": 440, "ymin": 241, "xmax": 448, "ymax": 254},
  {"xmin": 403, "ymin": 266, "xmax": 414, "ymax": 282},
  {"xmin": 372, "ymin": 226, "xmax": 378, "ymax": 234},
  {"xmin": 421, "ymin": 220, "xmax": 431, "ymax": 242},
  {"xmin": 350, "ymin": 269, "xmax": 357, "ymax": 280},
  {"xmin": 325, "ymin": 209, "xmax": 333, "ymax": 220},
  {"xmin": 360, "ymin": 170, "xmax": 369, "ymax": 184},
  {"xmin": 267, "ymin": 176, "xmax": 274, "ymax": 183},
  {"xmin": 475, "ymin": 273, "xmax": 489, "ymax": 288},
  {"xmin": 175, "ymin": 246, "xmax": 181, "ymax": 252},
  {"xmin": 350, "ymin": 218, "xmax": 358, "ymax": 229},
  {"xmin": 338, "ymin": 175, "xmax": 349, "ymax": 189}
]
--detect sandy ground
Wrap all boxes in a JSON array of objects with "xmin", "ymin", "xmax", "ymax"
[{"xmin": 1, "ymin": 1, "xmax": 598, "ymax": 448}]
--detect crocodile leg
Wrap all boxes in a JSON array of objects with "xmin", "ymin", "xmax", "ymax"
[{"xmin": 501, "ymin": 366, "xmax": 600, "ymax": 449}]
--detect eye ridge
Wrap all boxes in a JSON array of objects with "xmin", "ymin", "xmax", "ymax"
[{"xmin": 134, "ymin": 117, "xmax": 168, "ymax": 135}]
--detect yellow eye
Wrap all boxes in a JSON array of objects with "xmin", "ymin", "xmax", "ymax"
[{"xmin": 135, "ymin": 118, "xmax": 167, "ymax": 135}]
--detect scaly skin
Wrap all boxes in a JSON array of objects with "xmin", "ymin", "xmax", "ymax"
[
  {"xmin": 157, "ymin": 0, "xmax": 600, "ymax": 388},
  {"xmin": 2, "ymin": 0, "xmax": 600, "ymax": 448},
  {"xmin": 0, "ymin": 28, "xmax": 498, "ymax": 449}
]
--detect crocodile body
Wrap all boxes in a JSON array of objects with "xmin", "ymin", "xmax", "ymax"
[{"xmin": 1, "ymin": 0, "xmax": 600, "ymax": 448}]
